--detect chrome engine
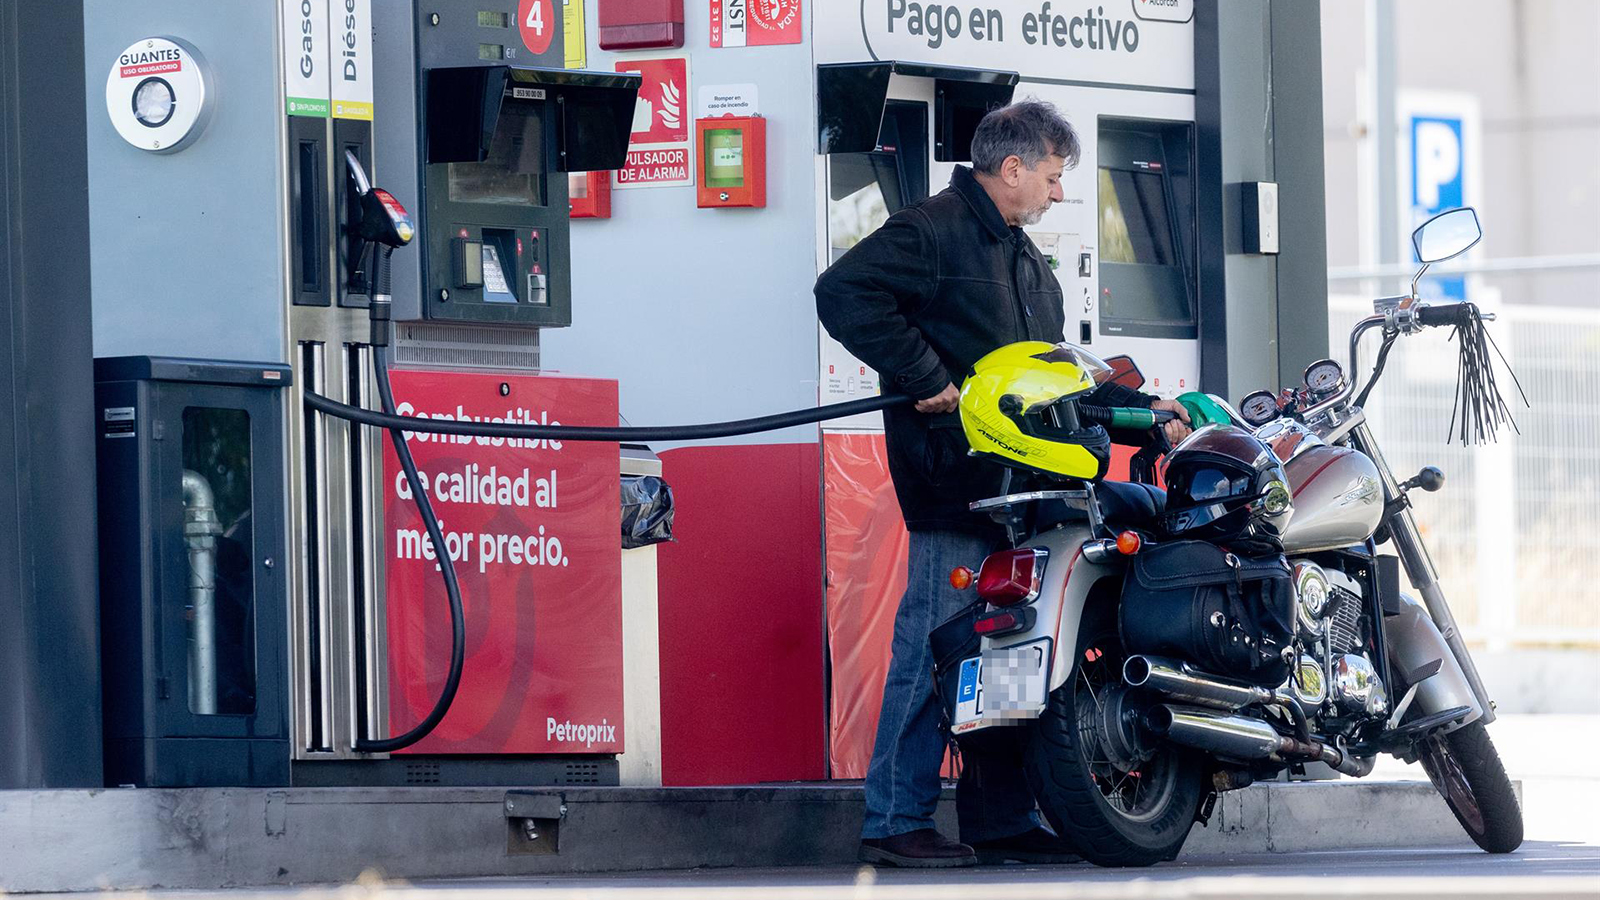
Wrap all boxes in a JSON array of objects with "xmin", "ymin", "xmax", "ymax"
[
  {"xmin": 1113, "ymin": 559, "xmax": 1392, "ymax": 779},
  {"xmin": 1286, "ymin": 561, "xmax": 1389, "ymax": 719}
]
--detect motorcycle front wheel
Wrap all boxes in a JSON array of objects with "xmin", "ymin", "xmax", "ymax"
[
  {"xmin": 1025, "ymin": 614, "xmax": 1207, "ymax": 867},
  {"xmin": 1417, "ymin": 721, "xmax": 1524, "ymax": 853}
]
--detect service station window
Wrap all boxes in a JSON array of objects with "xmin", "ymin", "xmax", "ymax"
[
  {"xmin": 180, "ymin": 407, "xmax": 258, "ymax": 717},
  {"xmin": 447, "ymin": 105, "xmax": 547, "ymax": 207}
]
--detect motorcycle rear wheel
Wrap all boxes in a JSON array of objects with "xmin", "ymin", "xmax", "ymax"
[
  {"xmin": 1417, "ymin": 721, "xmax": 1524, "ymax": 853},
  {"xmin": 1025, "ymin": 617, "xmax": 1206, "ymax": 867}
]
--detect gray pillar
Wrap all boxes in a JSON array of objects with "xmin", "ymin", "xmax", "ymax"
[
  {"xmin": 1271, "ymin": 1, "xmax": 1331, "ymax": 384},
  {"xmin": 1196, "ymin": 0, "xmax": 1329, "ymax": 401},
  {"xmin": 0, "ymin": 0, "xmax": 104, "ymax": 787}
]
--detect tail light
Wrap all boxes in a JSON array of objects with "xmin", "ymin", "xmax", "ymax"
[
  {"xmin": 974, "ymin": 606, "xmax": 1036, "ymax": 637},
  {"xmin": 976, "ymin": 548, "xmax": 1047, "ymax": 607}
]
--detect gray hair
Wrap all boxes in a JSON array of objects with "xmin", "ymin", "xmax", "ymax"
[{"xmin": 969, "ymin": 99, "xmax": 1081, "ymax": 175}]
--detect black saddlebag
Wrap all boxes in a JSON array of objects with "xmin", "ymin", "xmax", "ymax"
[{"xmin": 1119, "ymin": 540, "xmax": 1295, "ymax": 685}]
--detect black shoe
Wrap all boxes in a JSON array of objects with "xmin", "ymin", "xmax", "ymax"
[
  {"xmin": 970, "ymin": 827, "xmax": 1082, "ymax": 865},
  {"xmin": 859, "ymin": 829, "xmax": 979, "ymax": 868}
]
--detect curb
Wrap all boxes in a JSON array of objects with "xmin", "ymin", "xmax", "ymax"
[{"xmin": 0, "ymin": 779, "xmax": 1502, "ymax": 892}]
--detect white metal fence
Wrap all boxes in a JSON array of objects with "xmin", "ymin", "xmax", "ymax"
[{"xmin": 1328, "ymin": 297, "xmax": 1600, "ymax": 649}]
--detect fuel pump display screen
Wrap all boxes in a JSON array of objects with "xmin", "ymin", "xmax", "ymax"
[
  {"xmin": 704, "ymin": 129, "xmax": 744, "ymax": 188},
  {"xmin": 1095, "ymin": 118, "xmax": 1197, "ymax": 340},
  {"xmin": 448, "ymin": 106, "xmax": 546, "ymax": 206},
  {"xmin": 1099, "ymin": 168, "xmax": 1177, "ymax": 267}
]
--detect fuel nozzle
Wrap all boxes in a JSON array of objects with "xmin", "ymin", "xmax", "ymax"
[{"xmin": 345, "ymin": 150, "xmax": 414, "ymax": 347}]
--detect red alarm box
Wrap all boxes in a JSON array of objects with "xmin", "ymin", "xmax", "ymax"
[
  {"xmin": 569, "ymin": 170, "xmax": 612, "ymax": 219},
  {"xmin": 598, "ymin": 0, "xmax": 685, "ymax": 50},
  {"xmin": 696, "ymin": 115, "xmax": 766, "ymax": 209}
]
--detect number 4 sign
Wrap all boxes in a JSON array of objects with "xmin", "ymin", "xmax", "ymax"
[{"xmin": 520, "ymin": 0, "xmax": 556, "ymax": 55}]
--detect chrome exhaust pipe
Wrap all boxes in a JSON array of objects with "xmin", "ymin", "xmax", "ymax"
[
  {"xmin": 1147, "ymin": 705, "xmax": 1375, "ymax": 776},
  {"xmin": 1146, "ymin": 705, "xmax": 1286, "ymax": 760},
  {"xmin": 1123, "ymin": 655, "xmax": 1281, "ymax": 711}
]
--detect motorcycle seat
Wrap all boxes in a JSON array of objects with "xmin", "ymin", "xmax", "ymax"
[{"xmin": 1034, "ymin": 480, "xmax": 1167, "ymax": 532}]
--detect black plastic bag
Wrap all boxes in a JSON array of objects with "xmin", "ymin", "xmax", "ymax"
[{"xmin": 621, "ymin": 475, "xmax": 674, "ymax": 549}]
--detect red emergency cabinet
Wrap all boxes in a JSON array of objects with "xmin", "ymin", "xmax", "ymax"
[{"xmin": 696, "ymin": 115, "xmax": 766, "ymax": 209}]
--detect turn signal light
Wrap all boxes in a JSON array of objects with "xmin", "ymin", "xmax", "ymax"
[
  {"xmin": 976, "ymin": 548, "xmax": 1047, "ymax": 607},
  {"xmin": 1116, "ymin": 531, "xmax": 1142, "ymax": 555},
  {"xmin": 949, "ymin": 566, "xmax": 975, "ymax": 590}
]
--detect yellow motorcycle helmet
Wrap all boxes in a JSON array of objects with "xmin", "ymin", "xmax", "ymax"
[{"xmin": 959, "ymin": 341, "xmax": 1114, "ymax": 481}]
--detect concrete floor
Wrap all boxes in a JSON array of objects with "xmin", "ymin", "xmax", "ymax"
[
  {"xmin": 1367, "ymin": 714, "xmax": 1600, "ymax": 846},
  {"xmin": 47, "ymin": 844, "xmax": 1600, "ymax": 899},
  {"xmin": 417, "ymin": 844, "xmax": 1600, "ymax": 897},
  {"xmin": 34, "ymin": 716, "xmax": 1600, "ymax": 899}
]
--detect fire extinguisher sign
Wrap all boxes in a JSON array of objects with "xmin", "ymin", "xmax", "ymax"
[
  {"xmin": 711, "ymin": 0, "xmax": 803, "ymax": 47},
  {"xmin": 382, "ymin": 369, "xmax": 624, "ymax": 755}
]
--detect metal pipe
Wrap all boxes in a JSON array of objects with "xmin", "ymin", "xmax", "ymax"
[
  {"xmin": 1124, "ymin": 655, "xmax": 1314, "ymax": 741},
  {"xmin": 1123, "ymin": 656, "xmax": 1280, "ymax": 711},
  {"xmin": 181, "ymin": 469, "xmax": 223, "ymax": 715},
  {"xmin": 1147, "ymin": 705, "xmax": 1282, "ymax": 760},
  {"xmin": 1365, "ymin": 0, "xmax": 1398, "ymax": 271},
  {"xmin": 1330, "ymin": 252, "xmax": 1600, "ymax": 282},
  {"xmin": 1148, "ymin": 705, "xmax": 1376, "ymax": 777}
]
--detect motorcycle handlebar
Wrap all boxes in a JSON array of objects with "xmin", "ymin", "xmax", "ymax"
[
  {"xmin": 1415, "ymin": 301, "xmax": 1496, "ymax": 328},
  {"xmin": 1415, "ymin": 302, "xmax": 1469, "ymax": 328}
]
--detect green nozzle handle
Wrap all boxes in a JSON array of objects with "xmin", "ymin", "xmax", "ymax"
[{"xmin": 1079, "ymin": 406, "xmax": 1176, "ymax": 429}]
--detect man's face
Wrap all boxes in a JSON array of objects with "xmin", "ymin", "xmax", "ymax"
[{"xmin": 1014, "ymin": 153, "xmax": 1067, "ymax": 225}]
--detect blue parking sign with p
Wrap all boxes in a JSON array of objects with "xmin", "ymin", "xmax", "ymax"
[{"xmin": 1410, "ymin": 114, "xmax": 1468, "ymax": 300}]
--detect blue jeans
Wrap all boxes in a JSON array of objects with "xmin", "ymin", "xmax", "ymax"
[{"xmin": 860, "ymin": 529, "xmax": 1040, "ymax": 843}]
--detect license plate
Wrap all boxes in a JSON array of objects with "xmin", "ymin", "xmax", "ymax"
[
  {"xmin": 953, "ymin": 657, "xmax": 984, "ymax": 730},
  {"xmin": 983, "ymin": 639, "xmax": 1050, "ymax": 714},
  {"xmin": 951, "ymin": 638, "xmax": 1050, "ymax": 732}
]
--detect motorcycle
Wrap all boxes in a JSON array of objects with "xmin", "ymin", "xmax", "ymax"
[{"xmin": 940, "ymin": 207, "xmax": 1524, "ymax": 866}]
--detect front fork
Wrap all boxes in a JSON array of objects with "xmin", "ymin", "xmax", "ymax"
[{"xmin": 1350, "ymin": 421, "xmax": 1497, "ymax": 725}]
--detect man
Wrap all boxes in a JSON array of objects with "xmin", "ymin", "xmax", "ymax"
[{"xmin": 815, "ymin": 99, "xmax": 1190, "ymax": 868}]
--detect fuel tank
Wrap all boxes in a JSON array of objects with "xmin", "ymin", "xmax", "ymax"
[{"xmin": 1280, "ymin": 445, "xmax": 1385, "ymax": 553}]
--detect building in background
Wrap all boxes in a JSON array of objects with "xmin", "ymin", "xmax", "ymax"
[{"xmin": 1320, "ymin": 0, "xmax": 1600, "ymax": 712}]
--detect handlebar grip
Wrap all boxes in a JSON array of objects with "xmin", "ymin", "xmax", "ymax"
[{"xmin": 1415, "ymin": 302, "xmax": 1471, "ymax": 328}]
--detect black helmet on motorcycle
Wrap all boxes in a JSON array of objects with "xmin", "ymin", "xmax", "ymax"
[{"xmin": 1158, "ymin": 425, "xmax": 1293, "ymax": 545}]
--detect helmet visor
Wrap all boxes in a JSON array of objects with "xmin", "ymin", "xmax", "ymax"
[
  {"xmin": 1165, "ymin": 464, "xmax": 1255, "ymax": 532},
  {"xmin": 1029, "ymin": 342, "xmax": 1115, "ymax": 385}
]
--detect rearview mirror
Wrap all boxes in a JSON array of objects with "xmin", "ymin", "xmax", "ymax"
[
  {"xmin": 1411, "ymin": 207, "xmax": 1482, "ymax": 264},
  {"xmin": 1102, "ymin": 355, "xmax": 1146, "ymax": 390}
]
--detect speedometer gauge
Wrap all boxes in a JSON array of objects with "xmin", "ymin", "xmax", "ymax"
[
  {"xmin": 1303, "ymin": 359, "xmax": 1347, "ymax": 397},
  {"xmin": 1239, "ymin": 390, "xmax": 1281, "ymax": 426}
]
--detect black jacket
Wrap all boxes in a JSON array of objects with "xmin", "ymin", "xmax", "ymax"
[{"xmin": 816, "ymin": 166, "xmax": 1152, "ymax": 535}]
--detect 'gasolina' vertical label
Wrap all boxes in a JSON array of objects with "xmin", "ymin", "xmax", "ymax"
[{"xmin": 283, "ymin": 0, "xmax": 331, "ymax": 116}]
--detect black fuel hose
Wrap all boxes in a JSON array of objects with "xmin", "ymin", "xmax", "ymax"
[
  {"xmin": 309, "ymin": 381, "xmax": 916, "ymax": 753},
  {"xmin": 309, "ymin": 353, "xmax": 1152, "ymax": 752},
  {"xmin": 305, "ymin": 391, "xmax": 917, "ymax": 442},
  {"xmin": 349, "ymin": 343, "xmax": 467, "ymax": 754}
]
